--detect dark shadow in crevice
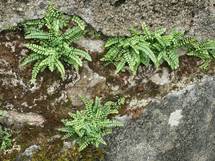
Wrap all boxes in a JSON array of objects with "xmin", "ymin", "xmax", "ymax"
[{"xmin": 113, "ymin": 0, "xmax": 126, "ymax": 7}]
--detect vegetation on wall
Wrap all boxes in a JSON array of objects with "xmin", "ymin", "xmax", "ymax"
[
  {"xmin": 20, "ymin": 5, "xmax": 91, "ymax": 83},
  {"xmin": 102, "ymin": 24, "xmax": 215, "ymax": 74},
  {"xmin": 0, "ymin": 111, "xmax": 12, "ymax": 151},
  {"xmin": 59, "ymin": 97, "xmax": 125, "ymax": 151},
  {"xmin": 0, "ymin": 126, "xmax": 12, "ymax": 151}
]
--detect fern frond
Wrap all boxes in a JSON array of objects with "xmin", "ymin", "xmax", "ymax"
[
  {"xmin": 25, "ymin": 31, "xmax": 51, "ymax": 40},
  {"xmin": 55, "ymin": 59, "xmax": 65, "ymax": 79},
  {"xmin": 71, "ymin": 16, "xmax": 86, "ymax": 30},
  {"xmin": 65, "ymin": 52, "xmax": 83, "ymax": 67},
  {"xmin": 24, "ymin": 44, "xmax": 54, "ymax": 56},
  {"xmin": 137, "ymin": 43, "xmax": 158, "ymax": 67},
  {"xmin": 63, "ymin": 26, "xmax": 83, "ymax": 43},
  {"xmin": 102, "ymin": 46, "xmax": 120, "ymax": 61},
  {"xmin": 167, "ymin": 50, "xmax": 179, "ymax": 69},
  {"xmin": 105, "ymin": 38, "xmax": 121, "ymax": 48},
  {"xmin": 73, "ymin": 48, "xmax": 92, "ymax": 61},
  {"xmin": 20, "ymin": 53, "xmax": 44, "ymax": 66}
]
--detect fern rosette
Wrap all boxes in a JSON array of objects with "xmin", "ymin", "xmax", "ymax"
[
  {"xmin": 20, "ymin": 5, "xmax": 91, "ymax": 83},
  {"xmin": 59, "ymin": 97, "xmax": 124, "ymax": 151}
]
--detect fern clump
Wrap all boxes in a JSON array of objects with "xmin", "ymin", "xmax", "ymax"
[
  {"xmin": 0, "ymin": 125, "xmax": 12, "ymax": 151},
  {"xmin": 59, "ymin": 97, "xmax": 124, "ymax": 151},
  {"xmin": 21, "ymin": 5, "xmax": 91, "ymax": 83},
  {"xmin": 102, "ymin": 24, "xmax": 184, "ymax": 74},
  {"xmin": 102, "ymin": 34, "xmax": 158, "ymax": 75},
  {"xmin": 142, "ymin": 25, "xmax": 185, "ymax": 70},
  {"xmin": 103, "ymin": 24, "xmax": 215, "ymax": 74},
  {"xmin": 179, "ymin": 38, "xmax": 215, "ymax": 69}
]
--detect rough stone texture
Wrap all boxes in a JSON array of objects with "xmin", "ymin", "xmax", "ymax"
[
  {"xmin": 0, "ymin": 111, "xmax": 45, "ymax": 128},
  {"xmin": 105, "ymin": 76, "xmax": 215, "ymax": 161},
  {"xmin": 65, "ymin": 63, "xmax": 106, "ymax": 106},
  {"xmin": 76, "ymin": 38, "xmax": 105, "ymax": 53},
  {"xmin": 0, "ymin": 0, "xmax": 214, "ymax": 38},
  {"xmin": 16, "ymin": 144, "xmax": 41, "ymax": 161}
]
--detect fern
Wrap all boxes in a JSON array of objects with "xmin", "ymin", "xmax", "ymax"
[
  {"xmin": 103, "ymin": 24, "xmax": 215, "ymax": 74},
  {"xmin": 59, "ymin": 97, "xmax": 124, "ymax": 151},
  {"xmin": 0, "ymin": 125, "xmax": 12, "ymax": 151},
  {"xmin": 21, "ymin": 4, "xmax": 91, "ymax": 83},
  {"xmin": 179, "ymin": 38, "xmax": 215, "ymax": 69},
  {"xmin": 102, "ymin": 35, "xmax": 158, "ymax": 74}
]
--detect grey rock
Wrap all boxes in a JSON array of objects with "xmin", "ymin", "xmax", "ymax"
[
  {"xmin": 149, "ymin": 67, "xmax": 171, "ymax": 86},
  {"xmin": 105, "ymin": 76, "xmax": 215, "ymax": 161},
  {"xmin": 65, "ymin": 63, "xmax": 106, "ymax": 106},
  {"xmin": 0, "ymin": 0, "xmax": 214, "ymax": 38},
  {"xmin": 22, "ymin": 145, "xmax": 40, "ymax": 157},
  {"xmin": 0, "ymin": 111, "xmax": 45, "ymax": 128},
  {"xmin": 16, "ymin": 145, "xmax": 40, "ymax": 161},
  {"xmin": 76, "ymin": 38, "xmax": 105, "ymax": 53}
]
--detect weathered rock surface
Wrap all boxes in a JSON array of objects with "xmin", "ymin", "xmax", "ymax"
[
  {"xmin": 76, "ymin": 38, "xmax": 105, "ymax": 53},
  {"xmin": 65, "ymin": 63, "xmax": 106, "ymax": 106},
  {"xmin": 105, "ymin": 76, "xmax": 215, "ymax": 161},
  {"xmin": 0, "ymin": 111, "xmax": 45, "ymax": 128},
  {"xmin": 0, "ymin": 0, "xmax": 214, "ymax": 38}
]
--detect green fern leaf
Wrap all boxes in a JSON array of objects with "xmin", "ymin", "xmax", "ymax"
[
  {"xmin": 55, "ymin": 59, "xmax": 65, "ymax": 79},
  {"xmin": 137, "ymin": 44, "xmax": 158, "ymax": 67},
  {"xmin": 24, "ymin": 44, "xmax": 53, "ymax": 56},
  {"xmin": 25, "ymin": 31, "xmax": 51, "ymax": 40},
  {"xmin": 71, "ymin": 16, "xmax": 86, "ymax": 30},
  {"xmin": 105, "ymin": 38, "xmax": 121, "ymax": 48},
  {"xmin": 73, "ymin": 48, "xmax": 92, "ymax": 61},
  {"xmin": 115, "ymin": 60, "xmax": 126, "ymax": 74},
  {"xmin": 20, "ymin": 53, "xmax": 44, "ymax": 66}
]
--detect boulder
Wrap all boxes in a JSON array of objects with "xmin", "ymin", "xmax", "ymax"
[
  {"xmin": 105, "ymin": 76, "xmax": 215, "ymax": 161},
  {"xmin": 0, "ymin": 0, "xmax": 214, "ymax": 38}
]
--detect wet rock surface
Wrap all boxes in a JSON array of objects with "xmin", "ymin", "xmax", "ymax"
[
  {"xmin": 105, "ymin": 76, "xmax": 215, "ymax": 161},
  {"xmin": 0, "ymin": 0, "xmax": 214, "ymax": 38}
]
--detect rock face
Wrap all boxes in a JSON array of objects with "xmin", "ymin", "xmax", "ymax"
[
  {"xmin": 0, "ymin": 0, "xmax": 214, "ymax": 38},
  {"xmin": 65, "ymin": 64, "xmax": 106, "ymax": 106},
  {"xmin": 105, "ymin": 76, "xmax": 215, "ymax": 161},
  {"xmin": 0, "ymin": 111, "xmax": 45, "ymax": 128}
]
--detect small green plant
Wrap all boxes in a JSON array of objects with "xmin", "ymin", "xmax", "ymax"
[
  {"xmin": 180, "ymin": 38, "xmax": 215, "ymax": 69},
  {"xmin": 141, "ymin": 25, "xmax": 184, "ymax": 70},
  {"xmin": 20, "ymin": 5, "xmax": 91, "ymax": 83},
  {"xmin": 102, "ymin": 32, "xmax": 158, "ymax": 75},
  {"xmin": 103, "ymin": 24, "xmax": 215, "ymax": 74},
  {"xmin": 59, "ymin": 97, "xmax": 124, "ymax": 151},
  {"xmin": 0, "ymin": 125, "xmax": 12, "ymax": 151}
]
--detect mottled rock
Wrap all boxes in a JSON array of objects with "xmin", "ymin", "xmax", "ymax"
[
  {"xmin": 0, "ymin": 111, "xmax": 45, "ymax": 128},
  {"xmin": 65, "ymin": 63, "xmax": 106, "ymax": 106},
  {"xmin": 0, "ymin": 0, "xmax": 214, "ymax": 38},
  {"xmin": 150, "ymin": 67, "xmax": 172, "ymax": 85},
  {"xmin": 105, "ymin": 76, "xmax": 215, "ymax": 161},
  {"xmin": 76, "ymin": 38, "xmax": 105, "ymax": 53},
  {"xmin": 17, "ymin": 145, "xmax": 40, "ymax": 161}
]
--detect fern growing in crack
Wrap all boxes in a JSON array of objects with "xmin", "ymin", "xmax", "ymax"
[
  {"xmin": 179, "ymin": 38, "xmax": 215, "ymax": 69},
  {"xmin": 103, "ymin": 23, "xmax": 215, "ymax": 74},
  {"xmin": 21, "ymin": 4, "xmax": 91, "ymax": 83},
  {"xmin": 59, "ymin": 97, "xmax": 124, "ymax": 151},
  {"xmin": 102, "ymin": 35, "xmax": 158, "ymax": 75},
  {"xmin": 143, "ymin": 25, "xmax": 185, "ymax": 70},
  {"xmin": 0, "ymin": 125, "xmax": 12, "ymax": 151}
]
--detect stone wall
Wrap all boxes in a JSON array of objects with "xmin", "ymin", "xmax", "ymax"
[{"xmin": 0, "ymin": 0, "xmax": 214, "ymax": 38}]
